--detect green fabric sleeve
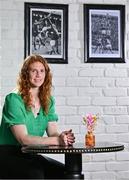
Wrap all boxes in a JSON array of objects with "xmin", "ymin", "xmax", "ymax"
[
  {"xmin": 3, "ymin": 93, "xmax": 25, "ymax": 127},
  {"xmin": 47, "ymin": 96, "xmax": 58, "ymax": 122}
]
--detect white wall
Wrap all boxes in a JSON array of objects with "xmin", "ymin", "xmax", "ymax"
[{"xmin": 1, "ymin": 0, "xmax": 129, "ymax": 179}]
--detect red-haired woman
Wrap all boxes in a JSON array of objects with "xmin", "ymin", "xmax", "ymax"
[{"xmin": 0, "ymin": 54, "xmax": 75, "ymax": 179}]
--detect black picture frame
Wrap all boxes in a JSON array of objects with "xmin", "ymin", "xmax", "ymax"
[
  {"xmin": 24, "ymin": 3, "xmax": 68, "ymax": 64},
  {"xmin": 84, "ymin": 4, "xmax": 125, "ymax": 63}
]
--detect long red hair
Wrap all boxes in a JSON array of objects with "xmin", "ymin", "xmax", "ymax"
[{"xmin": 17, "ymin": 54, "xmax": 52, "ymax": 114}]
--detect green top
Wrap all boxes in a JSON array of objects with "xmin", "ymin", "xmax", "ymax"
[{"xmin": 0, "ymin": 92, "xmax": 58, "ymax": 145}]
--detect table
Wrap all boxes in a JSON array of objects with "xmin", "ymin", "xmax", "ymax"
[{"xmin": 21, "ymin": 142, "xmax": 124, "ymax": 180}]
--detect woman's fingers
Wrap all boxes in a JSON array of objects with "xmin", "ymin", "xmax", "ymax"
[{"xmin": 59, "ymin": 129, "xmax": 75, "ymax": 146}]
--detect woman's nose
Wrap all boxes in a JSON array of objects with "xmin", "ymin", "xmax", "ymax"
[{"xmin": 36, "ymin": 71, "xmax": 41, "ymax": 77}]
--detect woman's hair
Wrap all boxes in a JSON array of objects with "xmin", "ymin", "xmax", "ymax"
[{"xmin": 17, "ymin": 54, "xmax": 52, "ymax": 114}]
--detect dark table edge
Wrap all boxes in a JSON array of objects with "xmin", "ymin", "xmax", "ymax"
[{"xmin": 21, "ymin": 144, "xmax": 124, "ymax": 154}]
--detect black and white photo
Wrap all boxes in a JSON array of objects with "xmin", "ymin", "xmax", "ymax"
[
  {"xmin": 84, "ymin": 4, "xmax": 125, "ymax": 63},
  {"xmin": 24, "ymin": 3, "xmax": 68, "ymax": 63}
]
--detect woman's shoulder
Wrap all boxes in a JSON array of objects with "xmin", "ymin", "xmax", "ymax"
[
  {"xmin": 50, "ymin": 95, "xmax": 55, "ymax": 101},
  {"xmin": 50, "ymin": 96, "xmax": 56, "ymax": 104},
  {"xmin": 5, "ymin": 91, "xmax": 22, "ymax": 103},
  {"xmin": 48, "ymin": 96, "xmax": 56, "ymax": 109}
]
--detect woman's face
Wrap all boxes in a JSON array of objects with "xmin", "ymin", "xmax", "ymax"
[{"xmin": 29, "ymin": 61, "xmax": 46, "ymax": 88}]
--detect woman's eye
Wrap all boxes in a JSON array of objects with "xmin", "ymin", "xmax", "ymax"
[
  {"xmin": 30, "ymin": 69, "xmax": 37, "ymax": 74},
  {"xmin": 32, "ymin": 70, "xmax": 36, "ymax": 73},
  {"xmin": 30, "ymin": 69, "xmax": 45, "ymax": 74}
]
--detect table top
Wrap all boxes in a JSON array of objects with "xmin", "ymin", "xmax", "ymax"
[{"xmin": 21, "ymin": 142, "xmax": 124, "ymax": 154}]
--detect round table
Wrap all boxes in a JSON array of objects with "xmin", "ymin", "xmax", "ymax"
[{"xmin": 22, "ymin": 142, "xmax": 124, "ymax": 180}]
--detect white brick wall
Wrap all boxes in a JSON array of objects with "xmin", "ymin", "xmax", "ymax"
[{"xmin": 1, "ymin": 0, "xmax": 129, "ymax": 179}]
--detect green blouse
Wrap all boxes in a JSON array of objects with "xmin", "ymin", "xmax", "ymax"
[{"xmin": 0, "ymin": 93, "xmax": 58, "ymax": 145}]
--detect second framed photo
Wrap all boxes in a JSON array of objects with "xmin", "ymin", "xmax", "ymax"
[
  {"xmin": 24, "ymin": 3, "xmax": 68, "ymax": 63},
  {"xmin": 84, "ymin": 4, "xmax": 125, "ymax": 63}
]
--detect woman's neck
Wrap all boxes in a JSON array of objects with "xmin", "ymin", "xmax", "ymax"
[{"xmin": 30, "ymin": 87, "xmax": 39, "ymax": 99}]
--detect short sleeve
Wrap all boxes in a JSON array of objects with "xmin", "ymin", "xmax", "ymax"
[
  {"xmin": 47, "ymin": 96, "xmax": 58, "ymax": 122},
  {"xmin": 2, "ymin": 93, "xmax": 26, "ymax": 127}
]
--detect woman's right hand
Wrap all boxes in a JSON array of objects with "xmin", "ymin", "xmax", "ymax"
[{"xmin": 59, "ymin": 129, "xmax": 75, "ymax": 146}]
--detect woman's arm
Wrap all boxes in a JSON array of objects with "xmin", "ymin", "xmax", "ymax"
[
  {"xmin": 11, "ymin": 122, "xmax": 75, "ymax": 146},
  {"xmin": 46, "ymin": 122, "xmax": 60, "ymax": 137},
  {"xmin": 47, "ymin": 122, "xmax": 75, "ymax": 146},
  {"xmin": 10, "ymin": 125, "xmax": 60, "ymax": 145}
]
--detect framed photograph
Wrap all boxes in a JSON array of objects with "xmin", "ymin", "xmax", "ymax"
[
  {"xmin": 84, "ymin": 4, "xmax": 125, "ymax": 63},
  {"xmin": 24, "ymin": 3, "xmax": 68, "ymax": 63}
]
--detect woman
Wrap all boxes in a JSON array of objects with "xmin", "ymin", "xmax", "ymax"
[{"xmin": 0, "ymin": 54, "xmax": 75, "ymax": 179}]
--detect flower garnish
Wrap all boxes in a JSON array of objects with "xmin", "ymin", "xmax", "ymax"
[{"xmin": 83, "ymin": 113, "xmax": 99, "ymax": 133}]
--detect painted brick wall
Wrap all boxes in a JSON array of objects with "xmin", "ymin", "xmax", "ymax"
[{"xmin": 1, "ymin": 0, "xmax": 129, "ymax": 179}]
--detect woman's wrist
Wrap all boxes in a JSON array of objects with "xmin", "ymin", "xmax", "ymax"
[{"xmin": 49, "ymin": 136, "xmax": 61, "ymax": 146}]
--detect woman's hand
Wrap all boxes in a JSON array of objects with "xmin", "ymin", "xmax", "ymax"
[{"xmin": 59, "ymin": 129, "xmax": 75, "ymax": 146}]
